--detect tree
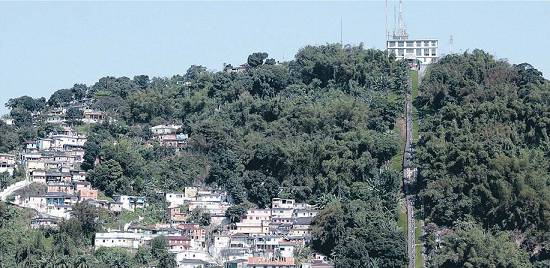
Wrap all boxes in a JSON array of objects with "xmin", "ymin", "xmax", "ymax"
[
  {"xmin": 150, "ymin": 236, "xmax": 168, "ymax": 259},
  {"xmin": 10, "ymin": 107, "xmax": 32, "ymax": 126},
  {"xmin": 184, "ymin": 65, "xmax": 207, "ymax": 81},
  {"xmin": 225, "ymin": 205, "xmax": 247, "ymax": 223},
  {"xmin": 48, "ymin": 88, "xmax": 75, "ymax": 106},
  {"xmin": 94, "ymin": 247, "xmax": 133, "ymax": 268},
  {"xmin": 6, "ymin": 96, "xmax": 46, "ymax": 112},
  {"xmin": 430, "ymin": 222, "xmax": 532, "ymax": 268},
  {"xmin": 157, "ymin": 252, "xmax": 177, "ymax": 268},
  {"xmin": 247, "ymin": 52, "xmax": 268, "ymax": 67},
  {"xmin": 188, "ymin": 208, "xmax": 211, "ymax": 226},
  {"xmin": 133, "ymin": 246, "xmax": 152, "ymax": 266},
  {"xmin": 87, "ymin": 159, "xmax": 130, "ymax": 196},
  {"xmin": 68, "ymin": 202, "xmax": 102, "ymax": 241},
  {"xmin": 265, "ymin": 58, "xmax": 276, "ymax": 65},
  {"xmin": 73, "ymin": 255, "xmax": 97, "ymax": 268},
  {"xmin": 66, "ymin": 107, "xmax": 84, "ymax": 125},
  {"xmin": 134, "ymin": 75, "xmax": 150, "ymax": 89}
]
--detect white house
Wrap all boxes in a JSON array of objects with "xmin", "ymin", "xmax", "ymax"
[
  {"xmin": 151, "ymin": 124, "xmax": 182, "ymax": 135},
  {"xmin": 0, "ymin": 153, "xmax": 16, "ymax": 175},
  {"xmin": 94, "ymin": 232, "xmax": 156, "ymax": 250}
]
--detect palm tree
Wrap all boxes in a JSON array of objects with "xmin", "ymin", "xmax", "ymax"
[
  {"xmin": 53, "ymin": 255, "xmax": 72, "ymax": 268},
  {"xmin": 73, "ymin": 255, "xmax": 95, "ymax": 268},
  {"xmin": 157, "ymin": 252, "xmax": 177, "ymax": 268}
]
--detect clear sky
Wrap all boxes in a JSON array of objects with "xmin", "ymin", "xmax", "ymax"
[{"xmin": 1, "ymin": 1, "xmax": 549, "ymax": 115}]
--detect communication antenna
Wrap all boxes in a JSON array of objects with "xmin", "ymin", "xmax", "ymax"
[
  {"xmin": 393, "ymin": 4, "xmax": 397, "ymax": 37},
  {"xmin": 393, "ymin": 0, "xmax": 408, "ymax": 40},
  {"xmin": 385, "ymin": 0, "xmax": 389, "ymax": 41},
  {"xmin": 449, "ymin": 34, "xmax": 454, "ymax": 54},
  {"xmin": 340, "ymin": 17, "xmax": 343, "ymax": 47}
]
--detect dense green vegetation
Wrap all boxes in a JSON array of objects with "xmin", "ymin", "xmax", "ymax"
[
  {"xmin": 6, "ymin": 45, "xmax": 546, "ymax": 267},
  {"xmin": 0, "ymin": 44, "xmax": 410, "ymax": 267},
  {"xmin": 416, "ymin": 50, "xmax": 550, "ymax": 267},
  {"xmin": 0, "ymin": 202, "xmax": 176, "ymax": 268}
]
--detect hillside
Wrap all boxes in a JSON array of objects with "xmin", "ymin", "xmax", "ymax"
[
  {"xmin": 2, "ymin": 45, "xmax": 547, "ymax": 267},
  {"xmin": 416, "ymin": 50, "xmax": 550, "ymax": 267},
  {"xmin": 0, "ymin": 44, "xmax": 409, "ymax": 267}
]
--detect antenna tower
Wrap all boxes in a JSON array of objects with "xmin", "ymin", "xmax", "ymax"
[
  {"xmin": 392, "ymin": 0, "xmax": 409, "ymax": 40},
  {"xmin": 449, "ymin": 34, "xmax": 454, "ymax": 54}
]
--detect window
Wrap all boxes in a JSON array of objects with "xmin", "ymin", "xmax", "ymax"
[
  {"xmin": 406, "ymin": 41, "xmax": 414, "ymax": 47},
  {"xmin": 431, "ymin": 49, "xmax": 437, "ymax": 56},
  {"xmin": 398, "ymin": 41, "xmax": 404, "ymax": 47},
  {"xmin": 406, "ymin": 49, "xmax": 414, "ymax": 54},
  {"xmin": 398, "ymin": 49, "xmax": 404, "ymax": 56}
]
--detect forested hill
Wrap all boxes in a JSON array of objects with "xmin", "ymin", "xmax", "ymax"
[
  {"xmin": 1, "ymin": 45, "xmax": 410, "ymax": 266},
  {"xmin": 416, "ymin": 50, "xmax": 550, "ymax": 267},
  {"xmin": 3, "ymin": 45, "xmax": 547, "ymax": 267}
]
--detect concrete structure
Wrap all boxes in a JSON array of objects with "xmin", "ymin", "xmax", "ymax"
[
  {"xmin": 385, "ymin": 0, "xmax": 438, "ymax": 66},
  {"xmin": 82, "ymin": 109, "xmax": 106, "ymax": 124},
  {"xmin": 94, "ymin": 232, "xmax": 156, "ymax": 250},
  {"xmin": 31, "ymin": 216, "xmax": 60, "ymax": 229},
  {"xmin": 151, "ymin": 124, "xmax": 182, "ymax": 135},
  {"xmin": 112, "ymin": 195, "xmax": 147, "ymax": 211},
  {"xmin": 246, "ymin": 257, "xmax": 296, "ymax": 268},
  {"xmin": 386, "ymin": 39, "xmax": 438, "ymax": 65},
  {"xmin": 50, "ymin": 134, "xmax": 87, "ymax": 149},
  {"xmin": 0, "ymin": 153, "xmax": 16, "ymax": 175},
  {"xmin": 167, "ymin": 236, "xmax": 192, "ymax": 252}
]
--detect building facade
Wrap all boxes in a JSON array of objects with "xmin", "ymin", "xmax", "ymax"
[{"xmin": 386, "ymin": 39, "xmax": 438, "ymax": 65}]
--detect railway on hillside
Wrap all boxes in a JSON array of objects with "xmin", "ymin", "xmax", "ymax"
[{"xmin": 403, "ymin": 71, "xmax": 418, "ymax": 268}]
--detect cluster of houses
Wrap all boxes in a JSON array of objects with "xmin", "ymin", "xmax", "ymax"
[
  {"xmin": 43, "ymin": 106, "xmax": 107, "ymax": 125},
  {"xmin": 13, "ymin": 127, "xmax": 98, "ymax": 219},
  {"xmin": 151, "ymin": 124, "xmax": 189, "ymax": 148},
  {"xmin": 1, "ymin": 99, "xmax": 331, "ymax": 267},
  {"xmin": 94, "ymin": 191, "xmax": 331, "ymax": 268},
  {"xmin": 9, "ymin": 124, "xmax": 147, "ymax": 220}
]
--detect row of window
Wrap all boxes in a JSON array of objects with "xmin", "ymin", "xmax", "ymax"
[
  {"xmin": 388, "ymin": 40, "xmax": 438, "ymax": 48},
  {"xmin": 391, "ymin": 48, "xmax": 437, "ymax": 57}
]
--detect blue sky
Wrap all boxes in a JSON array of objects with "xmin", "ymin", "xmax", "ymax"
[{"xmin": 1, "ymin": 1, "xmax": 549, "ymax": 115}]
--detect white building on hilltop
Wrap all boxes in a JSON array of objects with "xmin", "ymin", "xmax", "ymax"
[
  {"xmin": 385, "ymin": 0, "xmax": 438, "ymax": 66},
  {"xmin": 386, "ymin": 39, "xmax": 438, "ymax": 65}
]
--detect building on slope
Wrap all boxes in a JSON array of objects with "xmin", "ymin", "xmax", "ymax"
[{"xmin": 385, "ymin": 0, "xmax": 439, "ymax": 66}]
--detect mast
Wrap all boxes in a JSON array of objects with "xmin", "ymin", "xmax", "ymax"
[
  {"xmin": 449, "ymin": 34, "xmax": 454, "ymax": 54},
  {"xmin": 393, "ymin": 0, "xmax": 408, "ymax": 40}
]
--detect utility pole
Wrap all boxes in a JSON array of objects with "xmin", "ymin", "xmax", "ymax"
[
  {"xmin": 340, "ymin": 17, "xmax": 343, "ymax": 47},
  {"xmin": 385, "ymin": 0, "xmax": 389, "ymax": 41},
  {"xmin": 449, "ymin": 34, "xmax": 454, "ymax": 54}
]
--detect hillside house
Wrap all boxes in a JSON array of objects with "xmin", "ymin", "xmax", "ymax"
[
  {"xmin": 113, "ymin": 195, "xmax": 147, "ymax": 211},
  {"xmin": 31, "ymin": 216, "xmax": 59, "ymax": 230},
  {"xmin": 82, "ymin": 109, "xmax": 106, "ymax": 124},
  {"xmin": 246, "ymin": 257, "xmax": 296, "ymax": 268},
  {"xmin": 168, "ymin": 236, "xmax": 192, "ymax": 252},
  {"xmin": 94, "ymin": 232, "xmax": 156, "ymax": 250},
  {"xmin": 0, "ymin": 153, "xmax": 16, "ymax": 175}
]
